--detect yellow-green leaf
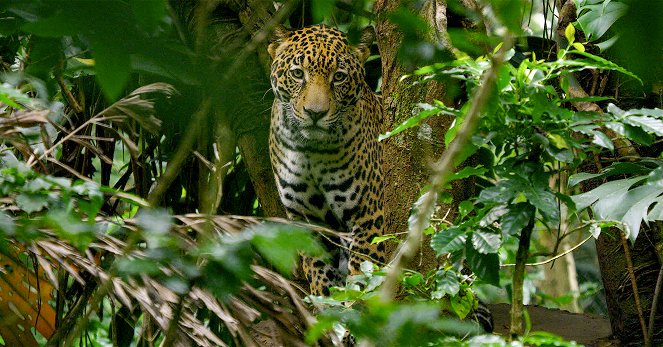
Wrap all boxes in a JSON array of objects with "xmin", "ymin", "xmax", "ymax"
[
  {"xmin": 565, "ymin": 24, "xmax": 576, "ymax": 44},
  {"xmin": 572, "ymin": 42, "xmax": 586, "ymax": 52}
]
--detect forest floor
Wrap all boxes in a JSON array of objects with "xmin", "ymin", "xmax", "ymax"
[{"xmin": 489, "ymin": 303, "xmax": 616, "ymax": 346}]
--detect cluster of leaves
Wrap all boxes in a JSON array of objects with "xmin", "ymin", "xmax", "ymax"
[
  {"xmin": 0, "ymin": 156, "xmax": 328, "ymax": 345},
  {"xmin": 387, "ymin": 35, "xmax": 663, "ymax": 288}
]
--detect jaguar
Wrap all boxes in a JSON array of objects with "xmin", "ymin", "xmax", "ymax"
[{"xmin": 268, "ymin": 24, "xmax": 385, "ymax": 295}]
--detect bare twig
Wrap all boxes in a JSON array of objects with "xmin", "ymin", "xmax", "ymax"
[{"xmin": 502, "ymin": 233, "xmax": 593, "ymax": 267}]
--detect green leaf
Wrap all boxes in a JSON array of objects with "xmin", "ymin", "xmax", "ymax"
[
  {"xmin": 605, "ymin": 122, "xmax": 654, "ymax": 145},
  {"xmin": 522, "ymin": 184, "xmax": 559, "ymax": 223},
  {"xmin": 471, "ymin": 230, "xmax": 501, "ymax": 254},
  {"xmin": 15, "ymin": 193, "xmax": 48, "ymax": 213},
  {"xmin": 572, "ymin": 176, "xmax": 645, "ymax": 211},
  {"xmin": 92, "ymin": 41, "xmax": 131, "ymax": 102},
  {"xmin": 371, "ymin": 235, "xmax": 396, "ymax": 244},
  {"xmin": 568, "ymin": 172, "xmax": 602, "ymax": 187},
  {"xmin": 311, "ymin": 0, "xmax": 336, "ymax": 22},
  {"xmin": 379, "ymin": 103, "xmax": 458, "ymax": 141},
  {"xmin": 592, "ymin": 131, "xmax": 614, "ymax": 150},
  {"xmin": 449, "ymin": 166, "xmax": 487, "ymax": 182},
  {"xmin": 458, "ymin": 200, "xmax": 474, "ymax": 218},
  {"xmin": 576, "ymin": 1, "xmax": 627, "ymax": 41},
  {"xmin": 251, "ymin": 224, "xmax": 324, "ymax": 275},
  {"xmin": 623, "ymin": 116, "xmax": 663, "ymax": 136},
  {"xmin": 431, "ymin": 227, "xmax": 467, "ymax": 256},
  {"xmin": 476, "ymin": 179, "xmax": 517, "ymax": 205},
  {"xmin": 500, "ymin": 203, "xmax": 534, "ymax": 236},
  {"xmin": 565, "ymin": 24, "xmax": 576, "ymax": 44},
  {"xmin": 130, "ymin": 0, "xmax": 166, "ymax": 32},
  {"xmin": 0, "ymin": 211, "xmax": 16, "ymax": 236},
  {"xmin": 404, "ymin": 272, "xmax": 424, "ymax": 287},
  {"xmin": 450, "ymin": 290, "xmax": 474, "ymax": 319},
  {"xmin": 435, "ymin": 270, "xmax": 460, "ymax": 296},
  {"xmin": 466, "ymin": 243, "xmax": 500, "ymax": 286},
  {"xmin": 570, "ymin": 51, "xmax": 642, "ymax": 83},
  {"xmin": 572, "ymin": 42, "xmax": 586, "ymax": 52}
]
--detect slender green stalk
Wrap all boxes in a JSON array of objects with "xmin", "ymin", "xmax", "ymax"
[{"xmin": 509, "ymin": 218, "xmax": 534, "ymax": 338}]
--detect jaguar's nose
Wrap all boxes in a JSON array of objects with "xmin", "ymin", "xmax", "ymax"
[{"xmin": 303, "ymin": 107, "xmax": 329, "ymax": 122}]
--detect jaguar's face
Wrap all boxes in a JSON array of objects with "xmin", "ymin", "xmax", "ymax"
[{"xmin": 269, "ymin": 25, "xmax": 372, "ymax": 141}]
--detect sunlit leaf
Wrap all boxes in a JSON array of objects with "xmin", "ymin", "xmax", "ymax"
[
  {"xmin": 500, "ymin": 203, "xmax": 534, "ymax": 236},
  {"xmin": 250, "ymin": 224, "xmax": 324, "ymax": 275},
  {"xmin": 471, "ymin": 230, "xmax": 501, "ymax": 254},
  {"xmin": 431, "ymin": 227, "xmax": 467, "ymax": 256},
  {"xmin": 435, "ymin": 270, "xmax": 460, "ymax": 296},
  {"xmin": 576, "ymin": 0, "xmax": 627, "ymax": 41}
]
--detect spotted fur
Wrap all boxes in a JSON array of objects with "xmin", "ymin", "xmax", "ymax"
[{"xmin": 268, "ymin": 24, "xmax": 385, "ymax": 295}]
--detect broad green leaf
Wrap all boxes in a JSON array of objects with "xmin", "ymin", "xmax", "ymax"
[
  {"xmin": 312, "ymin": 0, "xmax": 335, "ymax": 22},
  {"xmin": 431, "ymin": 227, "xmax": 467, "ymax": 255},
  {"xmin": 592, "ymin": 131, "xmax": 614, "ymax": 150},
  {"xmin": 130, "ymin": 0, "xmax": 167, "ymax": 32},
  {"xmin": 435, "ymin": 270, "xmax": 460, "ymax": 296},
  {"xmin": 403, "ymin": 272, "xmax": 424, "ymax": 287},
  {"xmin": 605, "ymin": 122, "xmax": 654, "ymax": 145},
  {"xmin": 648, "ymin": 202, "xmax": 663, "ymax": 221},
  {"xmin": 91, "ymin": 41, "xmax": 131, "ymax": 102},
  {"xmin": 471, "ymin": 230, "xmax": 501, "ymax": 254},
  {"xmin": 500, "ymin": 203, "xmax": 534, "ymax": 236},
  {"xmin": 572, "ymin": 176, "xmax": 645, "ymax": 211},
  {"xmin": 576, "ymin": 1, "xmax": 627, "ymax": 41},
  {"xmin": 522, "ymin": 184, "xmax": 559, "ymax": 223},
  {"xmin": 572, "ymin": 42, "xmax": 585, "ymax": 52},
  {"xmin": 619, "ymin": 185, "xmax": 661, "ymax": 242},
  {"xmin": 623, "ymin": 116, "xmax": 663, "ymax": 136},
  {"xmin": 15, "ymin": 193, "xmax": 48, "ymax": 213},
  {"xmin": 251, "ymin": 224, "xmax": 324, "ymax": 275},
  {"xmin": 458, "ymin": 200, "xmax": 474, "ymax": 218},
  {"xmin": 466, "ymin": 244, "xmax": 500, "ymax": 286},
  {"xmin": 476, "ymin": 179, "xmax": 517, "ymax": 205},
  {"xmin": 572, "ymin": 162, "xmax": 657, "ymax": 186},
  {"xmin": 450, "ymin": 290, "xmax": 474, "ymax": 319}
]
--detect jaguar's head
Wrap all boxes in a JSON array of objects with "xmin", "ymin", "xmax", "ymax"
[{"xmin": 268, "ymin": 24, "xmax": 374, "ymax": 141}]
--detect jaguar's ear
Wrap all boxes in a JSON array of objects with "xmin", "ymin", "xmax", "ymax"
[
  {"xmin": 354, "ymin": 26, "xmax": 375, "ymax": 63},
  {"xmin": 268, "ymin": 25, "xmax": 291, "ymax": 59}
]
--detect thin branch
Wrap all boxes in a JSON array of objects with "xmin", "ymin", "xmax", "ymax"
[{"xmin": 501, "ymin": 233, "xmax": 593, "ymax": 267}]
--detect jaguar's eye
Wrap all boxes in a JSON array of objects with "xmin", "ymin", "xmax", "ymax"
[
  {"xmin": 333, "ymin": 71, "xmax": 347, "ymax": 82},
  {"xmin": 290, "ymin": 68, "xmax": 304, "ymax": 79}
]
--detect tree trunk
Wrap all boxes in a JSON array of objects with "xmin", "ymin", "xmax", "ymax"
[{"xmin": 374, "ymin": 0, "xmax": 476, "ymax": 274}]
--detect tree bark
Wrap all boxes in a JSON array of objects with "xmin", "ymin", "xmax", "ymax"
[{"xmin": 374, "ymin": 0, "xmax": 476, "ymax": 273}]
